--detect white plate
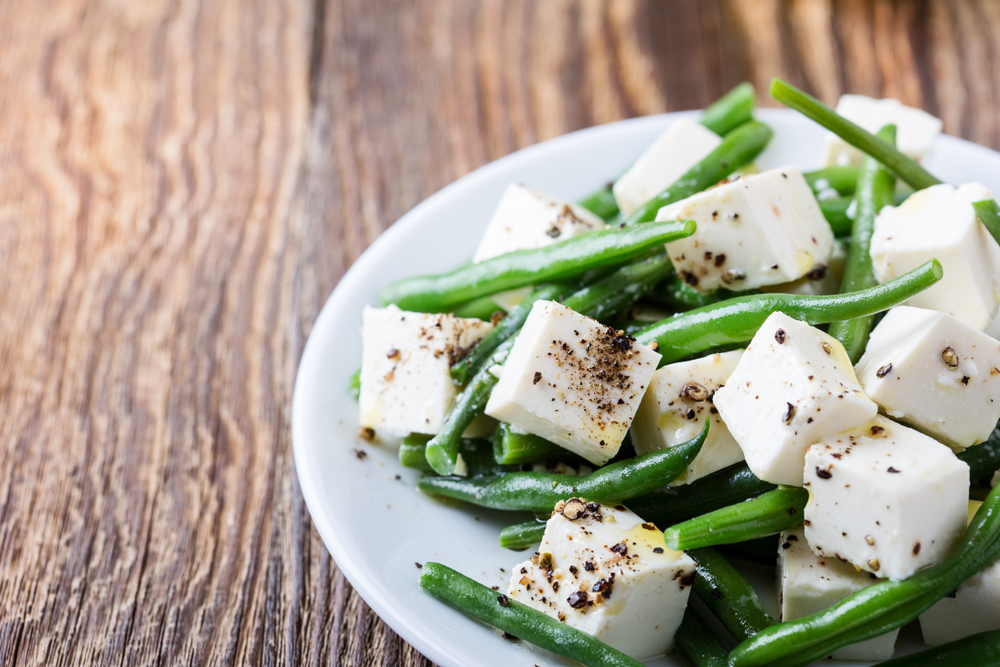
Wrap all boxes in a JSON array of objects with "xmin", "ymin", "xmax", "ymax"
[{"xmin": 292, "ymin": 109, "xmax": 1000, "ymax": 667}]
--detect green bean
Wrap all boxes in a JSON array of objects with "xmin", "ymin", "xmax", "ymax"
[
  {"xmin": 419, "ymin": 421, "xmax": 708, "ymax": 513},
  {"xmin": 562, "ymin": 254, "xmax": 677, "ymax": 322},
  {"xmin": 493, "ymin": 422, "xmax": 564, "ymax": 465},
  {"xmin": 625, "ymin": 121, "xmax": 774, "ymax": 225},
  {"xmin": 499, "ymin": 519, "xmax": 547, "ymax": 550},
  {"xmin": 635, "ymin": 259, "xmax": 943, "ymax": 366},
  {"xmin": 663, "ymin": 487, "xmax": 808, "ymax": 551},
  {"xmin": 381, "ymin": 219, "xmax": 695, "ymax": 312},
  {"xmin": 727, "ymin": 482, "xmax": 1000, "ymax": 667},
  {"xmin": 872, "ymin": 629, "xmax": 1000, "ymax": 667},
  {"xmin": 451, "ymin": 283, "xmax": 569, "ymax": 386},
  {"xmin": 701, "ymin": 82, "xmax": 757, "ymax": 136},
  {"xmin": 689, "ymin": 547, "xmax": 776, "ymax": 641},
  {"xmin": 349, "ymin": 368, "xmax": 361, "ymax": 400},
  {"xmin": 818, "ymin": 196, "xmax": 853, "ymax": 237},
  {"xmin": 653, "ymin": 274, "xmax": 725, "ymax": 310},
  {"xmin": 419, "ymin": 562, "xmax": 646, "ymax": 667},
  {"xmin": 770, "ymin": 78, "xmax": 941, "ymax": 191},
  {"xmin": 578, "ymin": 184, "xmax": 620, "ymax": 221},
  {"xmin": 401, "ymin": 434, "xmax": 516, "ymax": 476},
  {"xmin": 959, "ymin": 428, "xmax": 1000, "ymax": 484},
  {"xmin": 828, "ymin": 124, "xmax": 898, "ymax": 363},
  {"xmin": 426, "ymin": 339, "xmax": 513, "ymax": 474},
  {"xmin": 803, "ymin": 166, "xmax": 859, "ymax": 197},
  {"xmin": 625, "ymin": 462, "xmax": 777, "ymax": 527},
  {"xmin": 972, "ymin": 198, "xmax": 1000, "ymax": 247},
  {"xmin": 675, "ymin": 609, "xmax": 729, "ymax": 667},
  {"xmin": 450, "ymin": 295, "xmax": 504, "ymax": 321}
]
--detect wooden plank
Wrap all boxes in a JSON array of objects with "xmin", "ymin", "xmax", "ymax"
[{"xmin": 2, "ymin": 1, "xmax": 1000, "ymax": 666}]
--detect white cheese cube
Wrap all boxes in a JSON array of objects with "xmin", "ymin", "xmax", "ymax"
[
  {"xmin": 631, "ymin": 350, "xmax": 746, "ymax": 485},
  {"xmin": 778, "ymin": 526, "xmax": 900, "ymax": 661},
  {"xmin": 856, "ymin": 306, "xmax": 1000, "ymax": 450},
  {"xmin": 508, "ymin": 500, "xmax": 696, "ymax": 660},
  {"xmin": 713, "ymin": 312, "xmax": 877, "ymax": 486},
  {"xmin": 761, "ymin": 239, "xmax": 848, "ymax": 296},
  {"xmin": 613, "ymin": 118, "xmax": 723, "ymax": 217},
  {"xmin": 485, "ymin": 301, "xmax": 660, "ymax": 465},
  {"xmin": 657, "ymin": 167, "xmax": 834, "ymax": 294},
  {"xmin": 472, "ymin": 183, "xmax": 605, "ymax": 263},
  {"xmin": 870, "ymin": 182, "xmax": 1000, "ymax": 330},
  {"xmin": 822, "ymin": 94, "xmax": 942, "ymax": 167},
  {"xmin": 920, "ymin": 501, "xmax": 1000, "ymax": 646},
  {"xmin": 359, "ymin": 306, "xmax": 492, "ymax": 436},
  {"xmin": 804, "ymin": 416, "xmax": 970, "ymax": 580}
]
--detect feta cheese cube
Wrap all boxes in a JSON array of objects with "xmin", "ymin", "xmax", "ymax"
[
  {"xmin": 657, "ymin": 167, "xmax": 834, "ymax": 294},
  {"xmin": 713, "ymin": 312, "xmax": 878, "ymax": 486},
  {"xmin": 920, "ymin": 501, "xmax": 1000, "ymax": 646},
  {"xmin": 870, "ymin": 182, "xmax": 1000, "ymax": 330},
  {"xmin": 472, "ymin": 183, "xmax": 605, "ymax": 263},
  {"xmin": 484, "ymin": 301, "xmax": 660, "ymax": 466},
  {"xmin": 804, "ymin": 416, "xmax": 970, "ymax": 580},
  {"xmin": 359, "ymin": 306, "xmax": 492, "ymax": 436},
  {"xmin": 778, "ymin": 526, "xmax": 900, "ymax": 661},
  {"xmin": 508, "ymin": 499, "xmax": 696, "ymax": 660},
  {"xmin": 822, "ymin": 94, "xmax": 942, "ymax": 167},
  {"xmin": 613, "ymin": 118, "xmax": 723, "ymax": 217},
  {"xmin": 855, "ymin": 306, "xmax": 1000, "ymax": 449},
  {"xmin": 631, "ymin": 350, "xmax": 746, "ymax": 485}
]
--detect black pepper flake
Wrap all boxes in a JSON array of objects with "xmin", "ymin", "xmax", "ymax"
[
  {"xmin": 722, "ymin": 269, "xmax": 746, "ymax": 284},
  {"xmin": 782, "ymin": 542, "xmax": 792, "ymax": 550},
  {"xmin": 386, "ymin": 348, "xmax": 400, "ymax": 359},
  {"xmin": 942, "ymin": 347, "xmax": 959, "ymax": 368},
  {"xmin": 782, "ymin": 402, "xmax": 795, "ymax": 423},
  {"xmin": 567, "ymin": 591, "xmax": 589, "ymax": 609},
  {"xmin": 653, "ymin": 547, "xmax": 664, "ymax": 554},
  {"xmin": 683, "ymin": 271, "xmax": 699, "ymax": 287},
  {"xmin": 520, "ymin": 567, "xmax": 528, "ymax": 574},
  {"xmin": 358, "ymin": 427, "xmax": 375, "ymax": 442},
  {"xmin": 552, "ymin": 580, "xmax": 560, "ymax": 593},
  {"xmin": 617, "ymin": 398, "xmax": 625, "ymax": 405},
  {"xmin": 610, "ymin": 542, "xmax": 628, "ymax": 556},
  {"xmin": 679, "ymin": 572, "xmax": 697, "ymax": 587},
  {"xmin": 876, "ymin": 363, "xmax": 893, "ymax": 378},
  {"xmin": 946, "ymin": 589, "xmax": 958, "ymax": 599},
  {"xmin": 711, "ymin": 589, "xmax": 723, "ymax": 600},
  {"xmin": 561, "ymin": 498, "xmax": 589, "ymax": 521},
  {"xmin": 533, "ymin": 371, "xmax": 542, "ymax": 385},
  {"xmin": 787, "ymin": 507, "xmax": 797, "ymax": 516},
  {"xmin": 394, "ymin": 474, "xmax": 401, "ymax": 480},
  {"xmin": 686, "ymin": 409, "xmax": 696, "ymax": 420},
  {"xmin": 591, "ymin": 577, "xmax": 614, "ymax": 598},
  {"xmin": 497, "ymin": 594, "xmax": 510, "ymax": 607},
  {"xmin": 714, "ymin": 253, "xmax": 726, "ymax": 267},
  {"xmin": 584, "ymin": 561, "xmax": 595, "ymax": 572},
  {"xmin": 569, "ymin": 565, "xmax": 579, "ymax": 575},
  {"xmin": 681, "ymin": 382, "xmax": 710, "ymax": 401},
  {"xmin": 712, "ymin": 210, "xmax": 719, "ymax": 218},
  {"xmin": 415, "ymin": 562, "xmax": 423, "ymax": 569},
  {"xmin": 962, "ymin": 375, "xmax": 971, "ymax": 385},
  {"xmin": 870, "ymin": 425, "xmax": 885, "ymax": 436},
  {"xmin": 913, "ymin": 542, "xmax": 922, "ymax": 555},
  {"xmin": 806, "ymin": 264, "xmax": 828, "ymax": 281},
  {"xmin": 502, "ymin": 632, "xmax": 519, "ymax": 641},
  {"xmin": 887, "ymin": 467, "xmax": 901, "ymax": 473},
  {"xmin": 775, "ymin": 329, "xmax": 786, "ymax": 344},
  {"xmin": 816, "ymin": 467, "xmax": 833, "ymax": 480},
  {"xmin": 353, "ymin": 447, "xmax": 368, "ymax": 459},
  {"xmin": 641, "ymin": 523, "xmax": 657, "ymax": 531}
]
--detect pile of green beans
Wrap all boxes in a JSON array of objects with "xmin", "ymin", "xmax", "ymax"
[
  {"xmin": 663, "ymin": 486, "xmax": 809, "ymax": 550},
  {"xmin": 728, "ymin": 482, "xmax": 1000, "ymax": 667},
  {"xmin": 400, "ymin": 434, "xmax": 516, "ymax": 477},
  {"xmin": 828, "ymin": 124, "xmax": 898, "ymax": 363},
  {"xmin": 381, "ymin": 219, "xmax": 695, "ymax": 312},
  {"xmin": 420, "ymin": 422, "xmax": 707, "ymax": 513},
  {"xmin": 419, "ymin": 562, "xmax": 646, "ymax": 667},
  {"xmin": 636, "ymin": 259, "xmax": 942, "ymax": 365}
]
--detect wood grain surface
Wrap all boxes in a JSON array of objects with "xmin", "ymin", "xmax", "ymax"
[{"xmin": 2, "ymin": 0, "xmax": 1000, "ymax": 664}]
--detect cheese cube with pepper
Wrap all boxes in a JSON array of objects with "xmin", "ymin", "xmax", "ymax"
[
  {"xmin": 761, "ymin": 239, "xmax": 848, "ymax": 296},
  {"xmin": 507, "ymin": 499, "xmax": 697, "ymax": 660},
  {"xmin": 713, "ymin": 312, "xmax": 878, "ymax": 486},
  {"xmin": 919, "ymin": 501, "xmax": 1000, "ymax": 646},
  {"xmin": 855, "ymin": 306, "xmax": 1000, "ymax": 450},
  {"xmin": 631, "ymin": 350, "xmax": 746, "ymax": 485},
  {"xmin": 485, "ymin": 301, "xmax": 660, "ymax": 465},
  {"xmin": 612, "ymin": 118, "xmax": 722, "ymax": 217},
  {"xmin": 359, "ymin": 305, "xmax": 493, "ymax": 436},
  {"xmin": 823, "ymin": 94, "xmax": 942, "ymax": 167},
  {"xmin": 804, "ymin": 416, "xmax": 969, "ymax": 581},
  {"xmin": 778, "ymin": 526, "xmax": 900, "ymax": 661},
  {"xmin": 472, "ymin": 183, "xmax": 605, "ymax": 263},
  {"xmin": 656, "ymin": 167, "xmax": 834, "ymax": 294},
  {"xmin": 870, "ymin": 182, "xmax": 1000, "ymax": 330}
]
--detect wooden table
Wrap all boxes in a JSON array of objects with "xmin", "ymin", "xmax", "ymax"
[{"xmin": 2, "ymin": 1, "xmax": 998, "ymax": 664}]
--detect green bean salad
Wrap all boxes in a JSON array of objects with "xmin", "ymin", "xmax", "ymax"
[{"xmin": 353, "ymin": 79, "xmax": 1000, "ymax": 666}]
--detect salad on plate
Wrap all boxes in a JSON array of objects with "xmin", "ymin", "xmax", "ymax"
[{"xmin": 348, "ymin": 78, "xmax": 1000, "ymax": 667}]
